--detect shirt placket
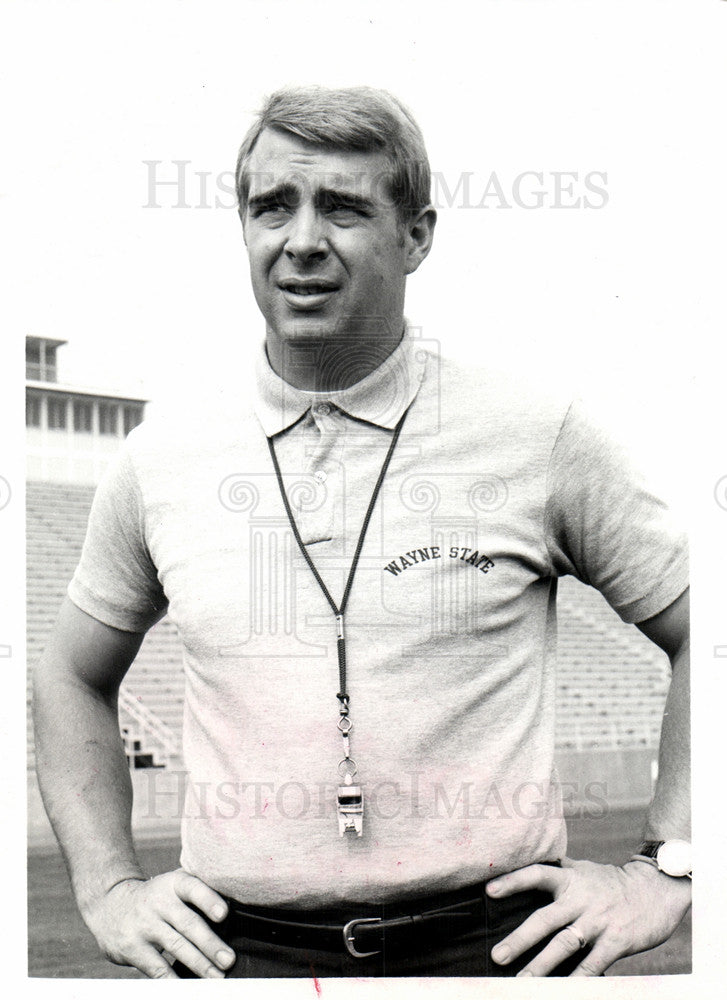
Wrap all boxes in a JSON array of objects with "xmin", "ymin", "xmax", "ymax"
[{"xmin": 294, "ymin": 402, "xmax": 346, "ymax": 548}]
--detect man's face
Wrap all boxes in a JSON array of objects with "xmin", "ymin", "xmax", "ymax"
[{"xmin": 241, "ymin": 128, "xmax": 421, "ymax": 352}]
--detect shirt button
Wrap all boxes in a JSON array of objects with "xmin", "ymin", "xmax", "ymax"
[
  {"xmin": 314, "ymin": 403, "xmax": 332, "ymax": 416},
  {"xmin": 313, "ymin": 469, "xmax": 328, "ymax": 484}
]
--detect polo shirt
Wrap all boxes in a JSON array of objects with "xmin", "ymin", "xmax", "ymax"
[{"xmin": 67, "ymin": 330, "xmax": 688, "ymax": 908}]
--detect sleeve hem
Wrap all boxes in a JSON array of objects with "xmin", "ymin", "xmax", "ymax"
[
  {"xmin": 67, "ymin": 583, "xmax": 163, "ymax": 635},
  {"xmin": 614, "ymin": 561, "xmax": 689, "ymax": 625}
]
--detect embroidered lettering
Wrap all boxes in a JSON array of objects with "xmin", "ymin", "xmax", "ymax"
[{"xmin": 384, "ymin": 544, "xmax": 493, "ymax": 577}]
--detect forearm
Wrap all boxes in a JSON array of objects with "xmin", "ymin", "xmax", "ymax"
[
  {"xmin": 33, "ymin": 635, "xmax": 233, "ymax": 982},
  {"xmin": 642, "ymin": 643, "xmax": 690, "ymax": 841},
  {"xmin": 490, "ymin": 646, "xmax": 692, "ymax": 976},
  {"xmin": 33, "ymin": 665, "xmax": 146, "ymax": 917}
]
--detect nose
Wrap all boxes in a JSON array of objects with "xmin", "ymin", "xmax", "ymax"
[{"xmin": 284, "ymin": 204, "xmax": 328, "ymax": 263}]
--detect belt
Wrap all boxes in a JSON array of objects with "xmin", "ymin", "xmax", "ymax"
[
  {"xmin": 225, "ymin": 895, "xmax": 485, "ymax": 959},
  {"xmin": 222, "ymin": 870, "xmax": 558, "ymax": 960}
]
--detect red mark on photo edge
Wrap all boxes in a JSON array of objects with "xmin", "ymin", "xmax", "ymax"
[{"xmin": 309, "ymin": 962, "xmax": 322, "ymax": 996}]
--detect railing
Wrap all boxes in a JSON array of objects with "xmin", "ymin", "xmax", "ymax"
[{"xmin": 118, "ymin": 687, "xmax": 180, "ymax": 767}]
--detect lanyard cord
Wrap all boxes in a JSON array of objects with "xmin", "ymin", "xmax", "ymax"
[{"xmin": 266, "ymin": 407, "xmax": 408, "ymax": 702}]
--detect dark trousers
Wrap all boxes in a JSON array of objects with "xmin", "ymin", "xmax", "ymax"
[{"xmin": 175, "ymin": 883, "xmax": 587, "ymax": 978}]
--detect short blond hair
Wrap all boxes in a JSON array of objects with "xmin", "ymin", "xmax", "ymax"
[{"xmin": 235, "ymin": 85, "xmax": 431, "ymax": 220}]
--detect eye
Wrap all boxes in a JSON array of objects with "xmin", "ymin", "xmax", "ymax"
[
  {"xmin": 325, "ymin": 201, "xmax": 369, "ymax": 221},
  {"xmin": 251, "ymin": 202, "xmax": 291, "ymax": 220}
]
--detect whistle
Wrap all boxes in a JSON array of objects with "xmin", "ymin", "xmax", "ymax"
[{"xmin": 337, "ymin": 784, "xmax": 364, "ymax": 837}]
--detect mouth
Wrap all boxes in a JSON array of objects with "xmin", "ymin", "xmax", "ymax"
[
  {"xmin": 279, "ymin": 280, "xmax": 340, "ymax": 295},
  {"xmin": 278, "ymin": 279, "xmax": 341, "ymax": 311}
]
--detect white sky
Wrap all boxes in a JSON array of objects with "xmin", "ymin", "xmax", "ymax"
[
  {"xmin": 2, "ymin": 0, "xmax": 722, "ymax": 508},
  {"xmin": 1, "ymin": 1, "xmax": 726, "ymax": 995}
]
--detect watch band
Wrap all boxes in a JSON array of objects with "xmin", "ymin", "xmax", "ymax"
[
  {"xmin": 636, "ymin": 842, "xmax": 662, "ymax": 860},
  {"xmin": 630, "ymin": 840, "xmax": 692, "ymax": 878}
]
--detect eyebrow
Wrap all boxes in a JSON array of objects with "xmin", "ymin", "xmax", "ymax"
[
  {"xmin": 246, "ymin": 183, "xmax": 297, "ymax": 211},
  {"xmin": 246, "ymin": 183, "xmax": 377, "ymax": 213}
]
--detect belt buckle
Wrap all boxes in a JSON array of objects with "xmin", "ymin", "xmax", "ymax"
[{"xmin": 342, "ymin": 916, "xmax": 381, "ymax": 958}]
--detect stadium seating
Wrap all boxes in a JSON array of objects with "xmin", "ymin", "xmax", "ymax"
[{"xmin": 27, "ymin": 481, "xmax": 184, "ymax": 770}]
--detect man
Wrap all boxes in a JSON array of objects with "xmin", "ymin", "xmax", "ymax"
[{"xmin": 32, "ymin": 86, "xmax": 690, "ymax": 979}]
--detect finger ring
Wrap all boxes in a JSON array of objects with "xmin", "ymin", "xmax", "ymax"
[{"xmin": 565, "ymin": 925, "xmax": 588, "ymax": 950}]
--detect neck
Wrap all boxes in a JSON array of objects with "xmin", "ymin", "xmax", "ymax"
[{"xmin": 266, "ymin": 322, "xmax": 405, "ymax": 391}]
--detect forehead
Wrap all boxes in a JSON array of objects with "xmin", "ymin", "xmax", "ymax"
[{"xmin": 244, "ymin": 127, "xmax": 394, "ymax": 201}]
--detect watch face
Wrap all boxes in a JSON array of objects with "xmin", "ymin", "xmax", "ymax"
[{"xmin": 657, "ymin": 839, "xmax": 692, "ymax": 877}]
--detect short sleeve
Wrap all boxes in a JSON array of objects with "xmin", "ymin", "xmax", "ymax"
[
  {"xmin": 67, "ymin": 440, "xmax": 168, "ymax": 633},
  {"xmin": 544, "ymin": 399, "xmax": 688, "ymax": 624}
]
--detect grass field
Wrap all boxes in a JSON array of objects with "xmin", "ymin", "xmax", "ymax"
[{"xmin": 27, "ymin": 807, "xmax": 691, "ymax": 979}]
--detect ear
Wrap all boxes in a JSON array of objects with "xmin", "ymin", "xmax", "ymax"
[{"xmin": 404, "ymin": 206, "xmax": 437, "ymax": 276}]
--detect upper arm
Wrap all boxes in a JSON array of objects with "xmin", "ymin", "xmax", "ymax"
[
  {"xmin": 546, "ymin": 400, "xmax": 689, "ymax": 626},
  {"xmin": 635, "ymin": 587, "xmax": 690, "ymax": 661},
  {"xmin": 67, "ymin": 440, "xmax": 168, "ymax": 635},
  {"xmin": 35, "ymin": 596, "xmax": 147, "ymax": 699}
]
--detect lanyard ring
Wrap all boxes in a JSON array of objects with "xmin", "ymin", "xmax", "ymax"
[{"xmin": 338, "ymin": 757, "xmax": 358, "ymax": 781}]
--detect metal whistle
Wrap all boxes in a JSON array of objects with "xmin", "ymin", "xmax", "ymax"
[{"xmin": 337, "ymin": 783, "xmax": 364, "ymax": 837}]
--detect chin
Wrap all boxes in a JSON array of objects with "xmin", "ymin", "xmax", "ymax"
[{"xmin": 274, "ymin": 317, "xmax": 341, "ymax": 342}]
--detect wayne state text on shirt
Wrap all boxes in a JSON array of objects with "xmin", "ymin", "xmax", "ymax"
[{"xmin": 383, "ymin": 545, "xmax": 496, "ymax": 577}]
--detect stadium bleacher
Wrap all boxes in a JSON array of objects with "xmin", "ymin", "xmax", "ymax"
[{"xmin": 27, "ymin": 481, "xmax": 184, "ymax": 770}]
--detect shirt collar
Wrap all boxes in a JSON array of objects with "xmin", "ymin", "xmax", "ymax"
[{"xmin": 254, "ymin": 325, "xmax": 426, "ymax": 436}]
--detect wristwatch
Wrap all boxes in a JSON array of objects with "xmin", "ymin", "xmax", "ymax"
[{"xmin": 631, "ymin": 839, "xmax": 692, "ymax": 878}]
